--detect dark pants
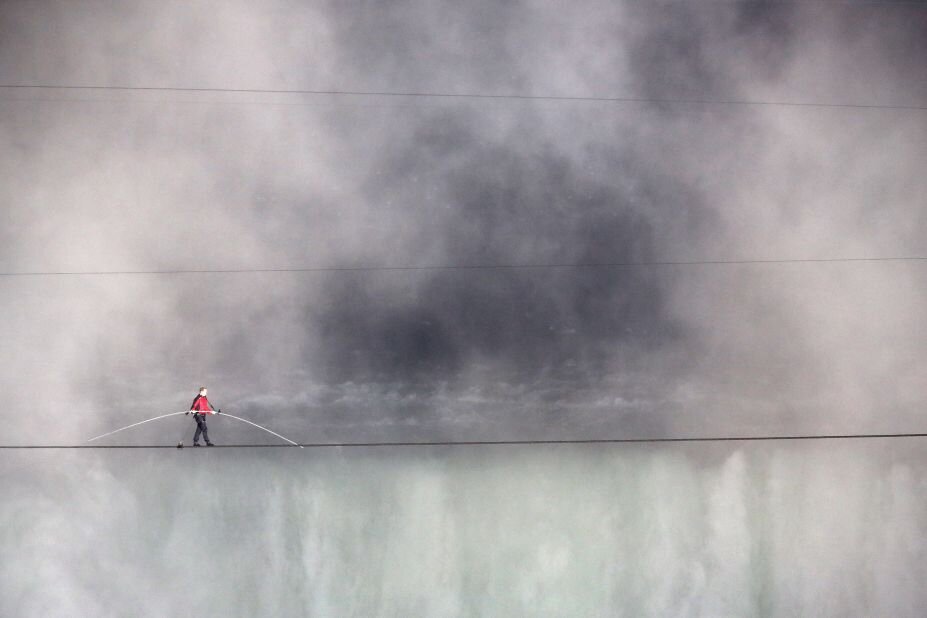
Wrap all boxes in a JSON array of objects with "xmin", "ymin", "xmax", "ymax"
[{"xmin": 193, "ymin": 414, "xmax": 211, "ymax": 444}]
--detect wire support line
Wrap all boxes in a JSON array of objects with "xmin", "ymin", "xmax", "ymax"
[
  {"xmin": 5, "ymin": 431, "xmax": 927, "ymax": 449},
  {"xmin": 1, "ymin": 84, "xmax": 925, "ymax": 112},
  {"xmin": 2, "ymin": 256, "xmax": 927, "ymax": 278}
]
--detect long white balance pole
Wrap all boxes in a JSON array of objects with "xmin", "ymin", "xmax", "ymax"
[
  {"xmin": 218, "ymin": 412, "xmax": 303, "ymax": 448},
  {"xmin": 87, "ymin": 411, "xmax": 189, "ymax": 443}
]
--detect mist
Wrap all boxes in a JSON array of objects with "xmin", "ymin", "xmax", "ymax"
[
  {"xmin": 1, "ymin": 0, "xmax": 926, "ymax": 614},
  {"xmin": 4, "ymin": 442, "xmax": 927, "ymax": 616}
]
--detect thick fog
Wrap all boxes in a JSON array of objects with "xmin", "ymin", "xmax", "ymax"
[{"xmin": 1, "ymin": 0, "xmax": 926, "ymax": 615}]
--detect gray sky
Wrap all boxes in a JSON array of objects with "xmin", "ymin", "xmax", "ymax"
[
  {"xmin": 4, "ymin": 3, "xmax": 927, "ymax": 616},
  {"xmin": 0, "ymin": 0, "xmax": 925, "ymax": 445}
]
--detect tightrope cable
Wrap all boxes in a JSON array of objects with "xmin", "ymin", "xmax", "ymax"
[
  {"xmin": 2, "ymin": 255, "xmax": 927, "ymax": 278},
  {"xmin": 1, "ymin": 84, "xmax": 926, "ymax": 112},
  {"xmin": 5, "ymin": 431, "xmax": 927, "ymax": 449}
]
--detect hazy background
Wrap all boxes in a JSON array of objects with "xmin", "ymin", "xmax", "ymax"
[{"xmin": 1, "ymin": 0, "xmax": 926, "ymax": 615}]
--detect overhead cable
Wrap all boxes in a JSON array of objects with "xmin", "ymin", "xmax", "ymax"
[
  {"xmin": 4, "ymin": 431, "xmax": 927, "ymax": 449},
  {"xmin": 1, "ymin": 256, "xmax": 926, "ymax": 278},
  {"xmin": 1, "ymin": 84, "xmax": 925, "ymax": 112}
]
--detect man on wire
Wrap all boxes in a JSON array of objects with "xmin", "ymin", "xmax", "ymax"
[{"xmin": 188, "ymin": 386, "xmax": 217, "ymax": 446}]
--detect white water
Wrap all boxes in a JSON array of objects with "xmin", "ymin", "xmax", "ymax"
[{"xmin": 2, "ymin": 440, "xmax": 925, "ymax": 617}]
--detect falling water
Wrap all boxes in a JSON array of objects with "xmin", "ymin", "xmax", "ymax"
[{"xmin": 2, "ymin": 439, "xmax": 925, "ymax": 616}]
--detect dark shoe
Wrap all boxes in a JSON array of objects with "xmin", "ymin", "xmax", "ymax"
[
  {"xmin": 193, "ymin": 443, "xmax": 201, "ymax": 447},
  {"xmin": 206, "ymin": 442, "xmax": 215, "ymax": 447}
]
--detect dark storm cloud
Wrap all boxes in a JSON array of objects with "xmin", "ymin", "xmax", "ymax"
[
  {"xmin": 311, "ymin": 110, "xmax": 691, "ymax": 384},
  {"xmin": 304, "ymin": 1, "xmax": 754, "ymax": 392},
  {"xmin": 624, "ymin": 0, "xmax": 799, "ymax": 104},
  {"xmin": 627, "ymin": 5, "xmax": 726, "ymax": 101}
]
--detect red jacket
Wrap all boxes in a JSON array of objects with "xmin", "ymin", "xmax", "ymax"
[{"xmin": 190, "ymin": 395, "xmax": 214, "ymax": 414}]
